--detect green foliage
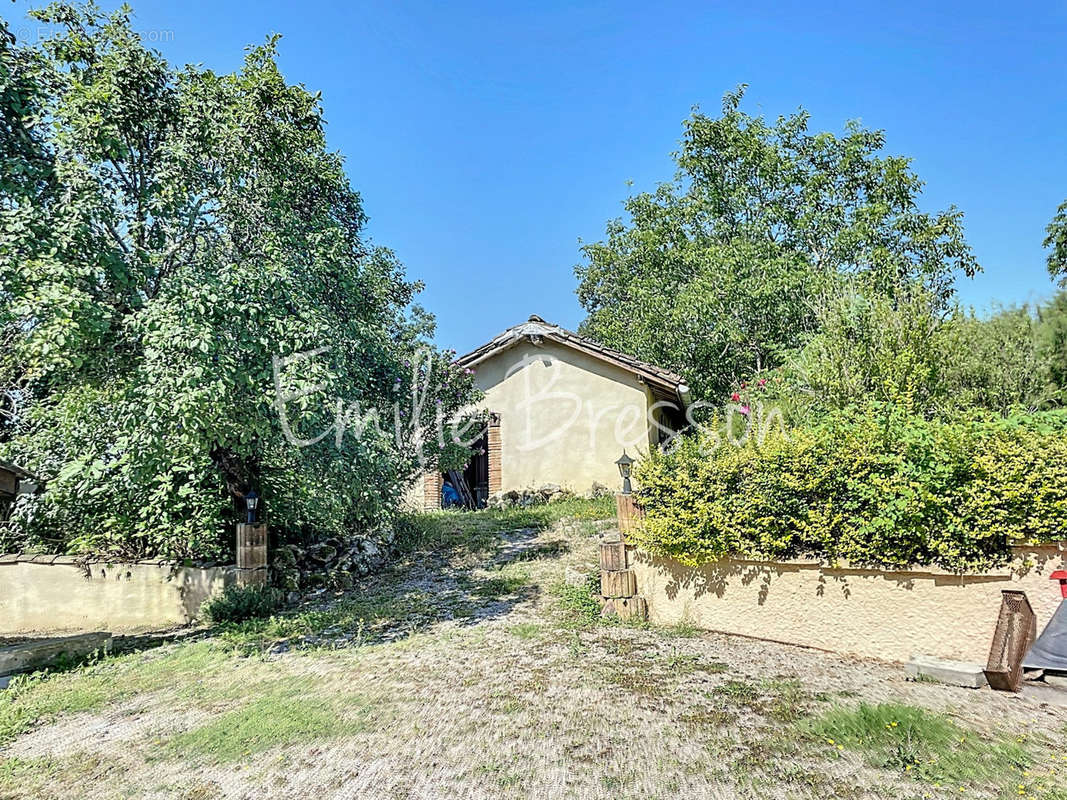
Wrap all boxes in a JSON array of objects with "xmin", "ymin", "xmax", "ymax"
[
  {"xmin": 553, "ymin": 569, "xmax": 604, "ymax": 626},
  {"xmin": 633, "ymin": 406, "xmax": 1067, "ymax": 571},
  {"xmin": 201, "ymin": 584, "xmax": 285, "ymax": 624},
  {"xmin": 773, "ymin": 286, "xmax": 1066, "ymax": 422},
  {"xmin": 576, "ymin": 86, "xmax": 977, "ymax": 400},
  {"xmin": 1045, "ymin": 199, "xmax": 1067, "ymax": 286},
  {"xmin": 808, "ymin": 702, "xmax": 1031, "ymax": 791},
  {"xmin": 0, "ymin": 4, "xmax": 477, "ymax": 558}
]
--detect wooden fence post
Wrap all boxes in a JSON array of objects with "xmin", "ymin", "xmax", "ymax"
[
  {"xmin": 236, "ymin": 523, "xmax": 268, "ymax": 587},
  {"xmin": 615, "ymin": 492, "xmax": 645, "ymax": 535}
]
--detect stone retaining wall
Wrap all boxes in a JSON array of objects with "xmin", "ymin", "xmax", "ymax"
[
  {"xmin": 629, "ymin": 543, "xmax": 1067, "ymax": 664},
  {"xmin": 0, "ymin": 555, "xmax": 249, "ymax": 634}
]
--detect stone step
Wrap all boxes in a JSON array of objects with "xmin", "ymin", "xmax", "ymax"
[{"xmin": 905, "ymin": 654, "xmax": 987, "ymax": 689}]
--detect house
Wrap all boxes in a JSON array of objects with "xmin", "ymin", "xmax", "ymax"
[
  {"xmin": 0, "ymin": 460, "xmax": 40, "ymax": 522},
  {"xmin": 418, "ymin": 315, "xmax": 690, "ymax": 509}
]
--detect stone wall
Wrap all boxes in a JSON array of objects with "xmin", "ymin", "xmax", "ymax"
[
  {"xmin": 0, "ymin": 555, "xmax": 242, "ymax": 634},
  {"xmin": 629, "ymin": 543, "xmax": 1067, "ymax": 664}
]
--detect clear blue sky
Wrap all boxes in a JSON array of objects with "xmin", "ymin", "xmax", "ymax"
[{"xmin": 7, "ymin": 0, "xmax": 1067, "ymax": 353}]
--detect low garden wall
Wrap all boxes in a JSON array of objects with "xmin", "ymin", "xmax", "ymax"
[
  {"xmin": 629, "ymin": 543, "xmax": 1067, "ymax": 664},
  {"xmin": 0, "ymin": 555, "xmax": 242, "ymax": 634}
]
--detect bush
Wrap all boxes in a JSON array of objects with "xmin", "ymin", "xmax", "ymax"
[
  {"xmin": 633, "ymin": 406, "xmax": 1067, "ymax": 572},
  {"xmin": 202, "ymin": 585, "xmax": 285, "ymax": 624}
]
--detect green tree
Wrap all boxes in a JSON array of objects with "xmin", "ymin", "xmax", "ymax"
[
  {"xmin": 575, "ymin": 87, "xmax": 978, "ymax": 401},
  {"xmin": 758, "ymin": 287, "xmax": 1064, "ymax": 423},
  {"xmin": 0, "ymin": 4, "xmax": 477, "ymax": 558},
  {"xmin": 1045, "ymin": 200, "xmax": 1067, "ymax": 286}
]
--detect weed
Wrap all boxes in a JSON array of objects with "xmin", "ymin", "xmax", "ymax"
[
  {"xmin": 552, "ymin": 570, "xmax": 603, "ymax": 627},
  {"xmin": 202, "ymin": 585, "xmax": 284, "ymax": 624},
  {"xmin": 668, "ymin": 619, "xmax": 700, "ymax": 638},
  {"xmin": 712, "ymin": 680, "xmax": 760, "ymax": 701}
]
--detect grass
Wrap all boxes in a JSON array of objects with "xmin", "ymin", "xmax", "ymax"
[
  {"xmin": 395, "ymin": 495, "xmax": 615, "ymax": 556},
  {"xmin": 213, "ymin": 586, "xmax": 439, "ymax": 651},
  {"xmin": 807, "ymin": 702, "xmax": 1040, "ymax": 795},
  {"xmin": 458, "ymin": 567, "xmax": 531, "ymax": 600},
  {"xmin": 0, "ymin": 643, "xmax": 229, "ymax": 746},
  {"xmin": 164, "ymin": 688, "xmax": 368, "ymax": 763},
  {"xmin": 552, "ymin": 569, "xmax": 604, "ymax": 627},
  {"xmin": 507, "ymin": 622, "xmax": 542, "ymax": 639}
]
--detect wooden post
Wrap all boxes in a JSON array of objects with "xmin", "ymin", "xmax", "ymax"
[
  {"xmin": 236, "ymin": 523, "xmax": 268, "ymax": 587},
  {"xmin": 601, "ymin": 569, "xmax": 637, "ymax": 598},
  {"xmin": 599, "ymin": 541, "xmax": 626, "ymax": 572},
  {"xmin": 615, "ymin": 493, "xmax": 645, "ymax": 535}
]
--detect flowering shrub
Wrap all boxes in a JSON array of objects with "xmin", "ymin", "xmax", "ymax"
[{"xmin": 633, "ymin": 406, "xmax": 1067, "ymax": 572}]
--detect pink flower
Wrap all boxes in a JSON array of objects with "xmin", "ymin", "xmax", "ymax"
[
  {"xmin": 730, "ymin": 392, "xmax": 740, "ymax": 402},
  {"xmin": 740, "ymin": 405, "xmax": 750, "ymax": 416},
  {"xmin": 758, "ymin": 378, "xmax": 766, "ymax": 387}
]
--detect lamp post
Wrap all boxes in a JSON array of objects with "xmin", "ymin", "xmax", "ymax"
[
  {"xmin": 615, "ymin": 451, "xmax": 634, "ymax": 495},
  {"xmin": 245, "ymin": 489, "xmax": 259, "ymax": 525}
]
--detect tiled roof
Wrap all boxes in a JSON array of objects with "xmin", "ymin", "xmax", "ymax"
[{"xmin": 455, "ymin": 315, "xmax": 687, "ymax": 396}]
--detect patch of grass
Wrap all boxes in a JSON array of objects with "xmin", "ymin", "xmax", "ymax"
[
  {"xmin": 552, "ymin": 570, "xmax": 604, "ymax": 627},
  {"xmin": 459, "ymin": 567, "xmax": 531, "ymax": 601},
  {"xmin": 667, "ymin": 619, "xmax": 700, "ymax": 638},
  {"xmin": 663, "ymin": 653, "xmax": 728, "ymax": 675},
  {"xmin": 215, "ymin": 586, "xmax": 438, "ymax": 651},
  {"xmin": 0, "ymin": 754, "xmax": 118, "ymax": 797},
  {"xmin": 509, "ymin": 539, "xmax": 570, "ymax": 561},
  {"xmin": 807, "ymin": 702, "xmax": 1031, "ymax": 792},
  {"xmin": 508, "ymin": 622, "xmax": 542, "ymax": 639},
  {"xmin": 712, "ymin": 679, "xmax": 760, "ymax": 701},
  {"xmin": 165, "ymin": 689, "xmax": 367, "ymax": 763},
  {"xmin": 0, "ymin": 642, "xmax": 229, "ymax": 745},
  {"xmin": 395, "ymin": 496, "xmax": 615, "ymax": 556},
  {"xmin": 759, "ymin": 678, "xmax": 811, "ymax": 722}
]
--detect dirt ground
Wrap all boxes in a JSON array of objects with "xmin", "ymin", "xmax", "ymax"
[{"xmin": 1, "ymin": 514, "xmax": 1064, "ymax": 800}]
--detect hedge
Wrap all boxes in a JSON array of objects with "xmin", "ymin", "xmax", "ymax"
[{"xmin": 632, "ymin": 407, "xmax": 1067, "ymax": 572}]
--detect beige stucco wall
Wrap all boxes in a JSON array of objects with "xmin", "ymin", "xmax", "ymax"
[
  {"xmin": 472, "ymin": 339, "xmax": 658, "ymax": 494},
  {"xmin": 630, "ymin": 544, "xmax": 1067, "ymax": 664},
  {"xmin": 0, "ymin": 558, "xmax": 237, "ymax": 634}
]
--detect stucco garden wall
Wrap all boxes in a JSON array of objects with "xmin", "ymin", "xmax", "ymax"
[
  {"xmin": 473, "ymin": 339, "xmax": 656, "ymax": 494},
  {"xmin": 0, "ymin": 555, "xmax": 238, "ymax": 634},
  {"xmin": 629, "ymin": 543, "xmax": 1067, "ymax": 664}
]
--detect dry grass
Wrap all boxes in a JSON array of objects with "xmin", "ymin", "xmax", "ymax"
[{"xmin": 1, "ymin": 506, "xmax": 1065, "ymax": 800}]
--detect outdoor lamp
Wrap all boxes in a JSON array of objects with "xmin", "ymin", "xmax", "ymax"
[
  {"xmin": 615, "ymin": 451, "xmax": 634, "ymax": 495},
  {"xmin": 245, "ymin": 489, "xmax": 259, "ymax": 525}
]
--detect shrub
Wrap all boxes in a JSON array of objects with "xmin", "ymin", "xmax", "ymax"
[
  {"xmin": 202, "ymin": 585, "xmax": 285, "ymax": 624},
  {"xmin": 633, "ymin": 406, "xmax": 1067, "ymax": 571}
]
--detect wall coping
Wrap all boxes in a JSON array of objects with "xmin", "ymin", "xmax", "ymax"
[
  {"xmin": 632, "ymin": 540, "xmax": 1067, "ymax": 580},
  {"xmin": 0, "ymin": 553, "xmax": 235, "ymax": 569}
]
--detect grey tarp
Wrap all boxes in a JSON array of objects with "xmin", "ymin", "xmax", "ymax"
[{"xmin": 1023, "ymin": 600, "xmax": 1067, "ymax": 671}]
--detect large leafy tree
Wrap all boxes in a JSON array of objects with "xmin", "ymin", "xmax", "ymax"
[
  {"xmin": 575, "ymin": 87, "xmax": 978, "ymax": 401},
  {"xmin": 0, "ymin": 4, "xmax": 475, "ymax": 558},
  {"xmin": 1045, "ymin": 200, "xmax": 1067, "ymax": 286}
]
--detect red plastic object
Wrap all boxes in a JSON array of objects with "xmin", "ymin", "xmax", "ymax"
[{"xmin": 1052, "ymin": 570, "xmax": 1067, "ymax": 599}]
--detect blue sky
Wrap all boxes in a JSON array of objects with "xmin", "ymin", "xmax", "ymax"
[{"xmin": 7, "ymin": 0, "xmax": 1067, "ymax": 353}]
